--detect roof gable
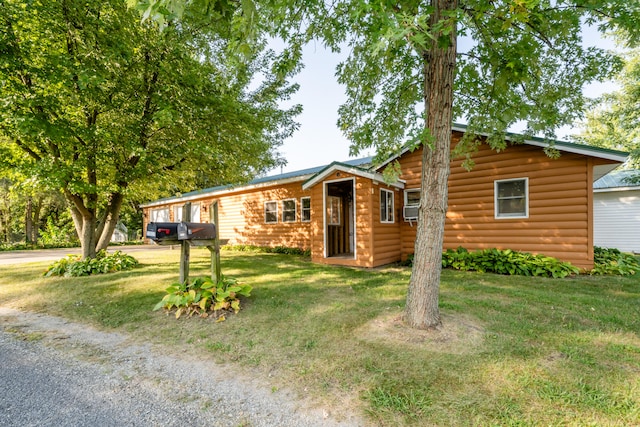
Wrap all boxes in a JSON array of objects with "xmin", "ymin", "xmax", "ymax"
[{"xmin": 302, "ymin": 161, "xmax": 405, "ymax": 190}]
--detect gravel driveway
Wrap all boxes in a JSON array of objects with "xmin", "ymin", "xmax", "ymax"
[{"xmin": 0, "ymin": 307, "xmax": 363, "ymax": 427}]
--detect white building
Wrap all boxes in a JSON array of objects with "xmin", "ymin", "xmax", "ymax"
[{"xmin": 593, "ymin": 169, "xmax": 640, "ymax": 253}]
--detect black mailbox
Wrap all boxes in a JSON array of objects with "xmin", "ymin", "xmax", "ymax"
[
  {"xmin": 177, "ymin": 222, "xmax": 216, "ymax": 241},
  {"xmin": 146, "ymin": 222, "xmax": 179, "ymax": 242}
]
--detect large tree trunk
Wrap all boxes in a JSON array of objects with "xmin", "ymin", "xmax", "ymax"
[
  {"xmin": 96, "ymin": 192, "xmax": 124, "ymax": 252},
  {"xmin": 80, "ymin": 214, "xmax": 98, "ymax": 259},
  {"xmin": 24, "ymin": 196, "xmax": 42, "ymax": 243},
  {"xmin": 404, "ymin": 0, "xmax": 457, "ymax": 330},
  {"xmin": 65, "ymin": 191, "xmax": 97, "ymax": 260},
  {"xmin": 66, "ymin": 190, "xmax": 125, "ymax": 259}
]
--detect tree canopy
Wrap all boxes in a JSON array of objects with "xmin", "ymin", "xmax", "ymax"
[
  {"xmin": 0, "ymin": 0, "xmax": 300, "ymax": 258},
  {"xmin": 574, "ymin": 48, "xmax": 640, "ymax": 172}
]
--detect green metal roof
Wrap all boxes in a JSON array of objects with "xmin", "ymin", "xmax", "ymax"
[{"xmin": 594, "ymin": 169, "xmax": 640, "ymax": 189}]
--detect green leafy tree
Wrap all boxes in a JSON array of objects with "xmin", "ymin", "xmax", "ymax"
[
  {"xmin": 574, "ymin": 48, "xmax": 640, "ymax": 173},
  {"xmin": 0, "ymin": 0, "xmax": 299, "ymax": 259},
  {"xmin": 0, "ymin": 139, "xmax": 58, "ymax": 244},
  {"xmin": 138, "ymin": 0, "xmax": 639, "ymax": 329}
]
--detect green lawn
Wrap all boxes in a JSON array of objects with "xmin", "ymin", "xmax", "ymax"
[{"xmin": 1, "ymin": 249, "xmax": 638, "ymax": 426}]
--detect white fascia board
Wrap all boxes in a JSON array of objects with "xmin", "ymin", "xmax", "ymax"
[
  {"xmin": 141, "ymin": 174, "xmax": 314, "ymax": 209},
  {"xmin": 451, "ymin": 124, "xmax": 629, "ymax": 163},
  {"xmin": 521, "ymin": 139, "xmax": 628, "ymax": 163},
  {"xmin": 594, "ymin": 186, "xmax": 640, "ymax": 193},
  {"xmin": 302, "ymin": 164, "xmax": 405, "ymax": 190},
  {"xmin": 376, "ymin": 125, "xmax": 628, "ymax": 171}
]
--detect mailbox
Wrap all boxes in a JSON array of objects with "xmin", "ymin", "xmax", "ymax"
[
  {"xmin": 146, "ymin": 222, "xmax": 179, "ymax": 242},
  {"xmin": 177, "ymin": 222, "xmax": 216, "ymax": 241}
]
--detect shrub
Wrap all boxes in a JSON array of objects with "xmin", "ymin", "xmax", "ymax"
[
  {"xmin": 590, "ymin": 247, "xmax": 638, "ymax": 276},
  {"xmin": 39, "ymin": 215, "xmax": 78, "ymax": 247},
  {"xmin": 154, "ymin": 275, "xmax": 253, "ymax": 320},
  {"xmin": 44, "ymin": 250, "xmax": 139, "ymax": 277},
  {"xmin": 438, "ymin": 247, "xmax": 580, "ymax": 278},
  {"xmin": 222, "ymin": 244, "xmax": 310, "ymax": 257}
]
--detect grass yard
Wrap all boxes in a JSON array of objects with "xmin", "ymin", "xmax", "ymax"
[{"xmin": 0, "ymin": 248, "xmax": 639, "ymax": 426}]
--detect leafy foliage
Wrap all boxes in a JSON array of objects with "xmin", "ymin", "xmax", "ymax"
[
  {"xmin": 440, "ymin": 247, "xmax": 580, "ymax": 278},
  {"xmin": 222, "ymin": 244, "xmax": 310, "ymax": 257},
  {"xmin": 591, "ymin": 247, "xmax": 639, "ymax": 276},
  {"xmin": 154, "ymin": 276, "xmax": 253, "ymax": 320},
  {"xmin": 1, "ymin": 0, "xmax": 299, "ymax": 259},
  {"xmin": 38, "ymin": 213, "xmax": 78, "ymax": 247},
  {"xmin": 44, "ymin": 250, "xmax": 138, "ymax": 277},
  {"xmin": 574, "ymin": 49, "xmax": 640, "ymax": 169}
]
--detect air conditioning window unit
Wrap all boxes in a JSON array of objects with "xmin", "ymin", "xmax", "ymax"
[{"xmin": 403, "ymin": 205, "xmax": 419, "ymax": 221}]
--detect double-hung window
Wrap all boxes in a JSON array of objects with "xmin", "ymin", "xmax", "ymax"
[
  {"xmin": 150, "ymin": 208, "xmax": 169, "ymax": 222},
  {"xmin": 380, "ymin": 189, "xmax": 394, "ymax": 223},
  {"xmin": 174, "ymin": 203, "xmax": 200, "ymax": 222},
  {"xmin": 282, "ymin": 199, "xmax": 296, "ymax": 222},
  {"xmin": 264, "ymin": 201, "xmax": 278, "ymax": 223},
  {"xmin": 301, "ymin": 197, "xmax": 311, "ymax": 222},
  {"xmin": 495, "ymin": 178, "xmax": 528, "ymax": 219}
]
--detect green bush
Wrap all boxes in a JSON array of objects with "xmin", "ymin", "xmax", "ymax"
[
  {"xmin": 438, "ymin": 247, "xmax": 580, "ymax": 278},
  {"xmin": 154, "ymin": 275, "xmax": 253, "ymax": 320},
  {"xmin": 222, "ymin": 244, "xmax": 310, "ymax": 257},
  {"xmin": 590, "ymin": 247, "xmax": 638, "ymax": 276},
  {"xmin": 44, "ymin": 250, "xmax": 139, "ymax": 277},
  {"xmin": 39, "ymin": 215, "xmax": 78, "ymax": 247}
]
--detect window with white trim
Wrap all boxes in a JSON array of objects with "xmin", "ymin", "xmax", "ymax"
[
  {"xmin": 380, "ymin": 189, "xmax": 394, "ymax": 223},
  {"xmin": 264, "ymin": 201, "xmax": 278, "ymax": 223},
  {"xmin": 282, "ymin": 199, "xmax": 296, "ymax": 222},
  {"xmin": 301, "ymin": 197, "xmax": 311, "ymax": 222},
  {"xmin": 404, "ymin": 189, "xmax": 420, "ymax": 206},
  {"xmin": 495, "ymin": 178, "xmax": 528, "ymax": 218},
  {"xmin": 150, "ymin": 208, "xmax": 169, "ymax": 222},
  {"xmin": 174, "ymin": 203, "xmax": 201, "ymax": 222}
]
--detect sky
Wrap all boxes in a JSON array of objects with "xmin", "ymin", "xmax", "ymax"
[{"xmin": 272, "ymin": 27, "xmax": 621, "ymax": 175}]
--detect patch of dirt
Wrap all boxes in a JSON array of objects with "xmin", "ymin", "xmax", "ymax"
[{"xmin": 357, "ymin": 311, "xmax": 485, "ymax": 354}]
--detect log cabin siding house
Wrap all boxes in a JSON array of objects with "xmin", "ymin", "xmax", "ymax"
[{"xmin": 141, "ymin": 127, "xmax": 627, "ymax": 270}]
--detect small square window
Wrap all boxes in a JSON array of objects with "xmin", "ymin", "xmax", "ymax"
[
  {"xmin": 282, "ymin": 199, "xmax": 296, "ymax": 222},
  {"xmin": 301, "ymin": 197, "xmax": 311, "ymax": 222},
  {"xmin": 265, "ymin": 201, "xmax": 278, "ymax": 223},
  {"xmin": 380, "ymin": 189, "xmax": 394, "ymax": 223},
  {"xmin": 495, "ymin": 178, "xmax": 528, "ymax": 218}
]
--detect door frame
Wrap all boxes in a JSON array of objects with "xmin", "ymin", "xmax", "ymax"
[{"xmin": 323, "ymin": 177, "xmax": 356, "ymax": 260}]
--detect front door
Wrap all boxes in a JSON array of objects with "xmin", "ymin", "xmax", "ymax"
[{"xmin": 325, "ymin": 179, "xmax": 355, "ymax": 258}]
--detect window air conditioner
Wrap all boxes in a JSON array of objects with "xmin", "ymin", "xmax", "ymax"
[{"xmin": 403, "ymin": 205, "xmax": 419, "ymax": 221}]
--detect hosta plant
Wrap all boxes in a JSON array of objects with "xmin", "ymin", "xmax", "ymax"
[
  {"xmin": 154, "ymin": 276, "xmax": 253, "ymax": 320},
  {"xmin": 441, "ymin": 247, "xmax": 580, "ymax": 278},
  {"xmin": 44, "ymin": 250, "xmax": 138, "ymax": 277},
  {"xmin": 590, "ymin": 247, "xmax": 639, "ymax": 276}
]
